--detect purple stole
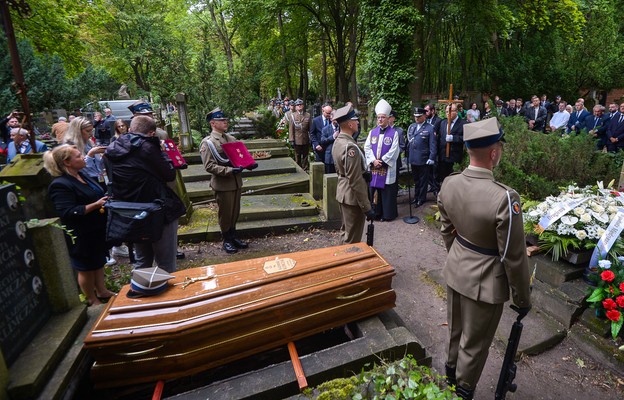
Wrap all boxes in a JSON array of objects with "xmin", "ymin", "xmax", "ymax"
[{"xmin": 369, "ymin": 126, "xmax": 396, "ymax": 189}]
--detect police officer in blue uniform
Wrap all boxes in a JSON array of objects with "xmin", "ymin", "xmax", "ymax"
[{"xmin": 407, "ymin": 107, "xmax": 436, "ymax": 207}]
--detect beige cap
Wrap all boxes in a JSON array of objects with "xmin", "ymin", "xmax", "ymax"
[{"xmin": 463, "ymin": 118, "xmax": 504, "ymax": 149}]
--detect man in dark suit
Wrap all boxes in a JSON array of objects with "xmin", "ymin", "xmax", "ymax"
[
  {"xmin": 567, "ymin": 101, "xmax": 590, "ymax": 134},
  {"xmin": 320, "ymin": 113, "xmax": 340, "ymax": 173},
  {"xmin": 310, "ymin": 104, "xmax": 332, "ymax": 162},
  {"xmin": 606, "ymin": 103, "xmax": 624, "ymax": 152},
  {"xmin": 524, "ymin": 95, "xmax": 548, "ymax": 132},
  {"xmin": 425, "ymin": 103, "xmax": 443, "ymax": 195},
  {"xmin": 437, "ymin": 104, "xmax": 466, "ymax": 183},
  {"xmin": 407, "ymin": 107, "xmax": 436, "ymax": 207},
  {"xmin": 584, "ymin": 105, "xmax": 607, "ymax": 149}
]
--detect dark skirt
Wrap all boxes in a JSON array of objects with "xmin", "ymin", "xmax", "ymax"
[{"xmin": 70, "ymin": 250, "xmax": 107, "ymax": 272}]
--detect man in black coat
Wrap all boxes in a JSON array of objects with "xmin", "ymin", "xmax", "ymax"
[
  {"xmin": 437, "ymin": 104, "xmax": 466, "ymax": 183},
  {"xmin": 606, "ymin": 103, "xmax": 624, "ymax": 152},
  {"xmin": 310, "ymin": 104, "xmax": 332, "ymax": 162},
  {"xmin": 105, "ymin": 115, "xmax": 185, "ymax": 272},
  {"xmin": 524, "ymin": 95, "xmax": 548, "ymax": 132}
]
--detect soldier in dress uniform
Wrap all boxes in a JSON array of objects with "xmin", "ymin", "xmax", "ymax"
[
  {"xmin": 437, "ymin": 118, "xmax": 532, "ymax": 399},
  {"xmin": 199, "ymin": 108, "xmax": 248, "ymax": 254},
  {"xmin": 331, "ymin": 104, "xmax": 375, "ymax": 244},
  {"xmin": 287, "ymin": 99, "xmax": 311, "ymax": 172}
]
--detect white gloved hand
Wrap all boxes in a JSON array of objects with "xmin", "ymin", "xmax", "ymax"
[
  {"xmin": 446, "ymin": 134, "xmax": 453, "ymax": 142},
  {"xmin": 426, "ymin": 159, "xmax": 435, "ymax": 165}
]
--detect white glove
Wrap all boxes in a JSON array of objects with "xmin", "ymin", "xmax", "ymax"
[
  {"xmin": 446, "ymin": 134, "xmax": 453, "ymax": 142},
  {"xmin": 426, "ymin": 159, "xmax": 435, "ymax": 165}
]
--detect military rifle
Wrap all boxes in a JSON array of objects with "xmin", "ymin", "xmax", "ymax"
[{"xmin": 494, "ymin": 305, "xmax": 525, "ymax": 400}]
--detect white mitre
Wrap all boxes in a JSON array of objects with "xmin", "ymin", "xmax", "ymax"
[{"xmin": 375, "ymin": 99, "xmax": 392, "ymax": 116}]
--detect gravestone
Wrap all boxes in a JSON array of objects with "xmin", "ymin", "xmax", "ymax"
[{"xmin": 0, "ymin": 184, "xmax": 51, "ymax": 367}]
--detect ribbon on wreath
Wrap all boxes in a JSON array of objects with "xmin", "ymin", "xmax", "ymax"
[
  {"xmin": 589, "ymin": 208, "xmax": 624, "ymax": 267},
  {"xmin": 536, "ymin": 196, "xmax": 591, "ymax": 233}
]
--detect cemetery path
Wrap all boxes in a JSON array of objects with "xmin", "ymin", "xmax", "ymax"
[{"xmin": 172, "ymin": 192, "xmax": 623, "ymax": 399}]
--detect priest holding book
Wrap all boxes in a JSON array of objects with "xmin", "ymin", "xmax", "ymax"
[{"xmin": 200, "ymin": 107, "xmax": 253, "ymax": 254}]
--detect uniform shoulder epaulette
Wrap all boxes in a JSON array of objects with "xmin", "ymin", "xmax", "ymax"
[
  {"xmin": 493, "ymin": 180, "xmax": 517, "ymax": 195},
  {"xmin": 449, "ymin": 171, "xmax": 461, "ymax": 177}
]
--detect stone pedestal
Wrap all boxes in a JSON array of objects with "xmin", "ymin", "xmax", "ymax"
[
  {"xmin": 322, "ymin": 173, "xmax": 340, "ymax": 221},
  {"xmin": 0, "ymin": 154, "xmax": 54, "ymax": 220},
  {"xmin": 309, "ymin": 162, "xmax": 324, "ymax": 200},
  {"xmin": 27, "ymin": 219, "xmax": 81, "ymax": 313}
]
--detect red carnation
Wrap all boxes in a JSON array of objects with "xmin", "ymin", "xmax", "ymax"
[
  {"xmin": 606, "ymin": 310, "xmax": 621, "ymax": 322},
  {"xmin": 610, "ymin": 191, "xmax": 621, "ymax": 196},
  {"xmin": 620, "ymin": 282, "xmax": 624, "ymax": 292},
  {"xmin": 603, "ymin": 298, "xmax": 617, "ymax": 310},
  {"xmin": 617, "ymin": 296, "xmax": 624, "ymax": 308},
  {"xmin": 601, "ymin": 270, "xmax": 616, "ymax": 282}
]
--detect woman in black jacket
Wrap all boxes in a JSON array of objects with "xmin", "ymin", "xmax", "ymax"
[{"xmin": 44, "ymin": 144, "xmax": 116, "ymax": 305}]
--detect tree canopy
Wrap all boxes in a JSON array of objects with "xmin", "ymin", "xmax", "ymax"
[{"xmin": 2, "ymin": 0, "xmax": 624, "ymax": 128}]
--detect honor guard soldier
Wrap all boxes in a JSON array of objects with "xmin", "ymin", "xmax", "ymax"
[
  {"xmin": 331, "ymin": 104, "xmax": 375, "ymax": 244},
  {"xmin": 437, "ymin": 118, "xmax": 532, "ymax": 399},
  {"xmin": 287, "ymin": 98, "xmax": 311, "ymax": 171},
  {"xmin": 200, "ymin": 108, "xmax": 248, "ymax": 254}
]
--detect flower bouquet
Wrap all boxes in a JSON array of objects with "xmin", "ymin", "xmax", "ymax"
[
  {"xmin": 523, "ymin": 182, "xmax": 624, "ymax": 261},
  {"xmin": 586, "ymin": 258, "xmax": 624, "ymax": 339}
]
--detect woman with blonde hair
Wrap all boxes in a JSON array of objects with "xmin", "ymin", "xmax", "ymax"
[
  {"xmin": 43, "ymin": 144, "xmax": 116, "ymax": 305},
  {"xmin": 62, "ymin": 116, "xmax": 106, "ymax": 181}
]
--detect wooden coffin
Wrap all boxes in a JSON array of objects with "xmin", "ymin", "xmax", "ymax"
[{"xmin": 83, "ymin": 243, "xmax": 395, "ymax": 388}]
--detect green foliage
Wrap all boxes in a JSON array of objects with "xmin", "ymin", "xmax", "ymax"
[
  {"xmin": 361, "ymin": 0, "xmax": 421, "ymax": 122},
  {"xmin": 495, "ymin": 116, "xmax": 621, "ymax": 200},
  {"xmin": 303, "ymin": 356, "xmax": 455, "ymax": 399},
  {"xmin": 251, "ymin": 110, "xmax": 280, "ymax": 138}
]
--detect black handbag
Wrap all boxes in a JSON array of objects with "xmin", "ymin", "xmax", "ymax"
[{"xmin": 105, "ymin": 200, "xmax": 165, "ymax": 243}]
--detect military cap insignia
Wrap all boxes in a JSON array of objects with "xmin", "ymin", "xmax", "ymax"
[
  {"xmin": 512, "ymin": 201, "xmax": 521, "ymax": 215},
  {"xmin": 347, "ymin": 148, "xmax": 356, "ymax": 158}
]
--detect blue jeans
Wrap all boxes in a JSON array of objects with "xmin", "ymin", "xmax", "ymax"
[{"xmin": 134, "ymin": 219, "xmax": 178, "ymax": 273}]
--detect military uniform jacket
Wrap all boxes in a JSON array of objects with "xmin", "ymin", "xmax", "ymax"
[
  {"xmin": 287, "ymin": 111, "xmax": 311, "ymax": 146},
  {"xmin": 332, "ymin": 133, "xmax": 371, "ymax": 213},
  {"xmin": 199, "ymin": 131, "xmax": 243, "ymax": 192},
  {"xmin": 407, "ymin": 121, "xmax": 436, "ymax": 166},
  {"xmin": 437, "ymin": 167, "xmax": 531, "ymax": 307}
]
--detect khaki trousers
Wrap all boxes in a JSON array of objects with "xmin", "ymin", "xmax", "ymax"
[
  {"xmin": 215, "ymin": 188, "xmax": 242, "ymax": 234},
  {"xmin": 339, "ymin": 203, "xmax": 365, "ymax": 244},
  {"xmin": 446, "ymin": 287, "xmax": 504, "ymax": 389}
]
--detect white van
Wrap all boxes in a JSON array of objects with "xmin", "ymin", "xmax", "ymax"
[{"xmin": 82, "ymin": 100, "xmax": 138, "ymax": 122}]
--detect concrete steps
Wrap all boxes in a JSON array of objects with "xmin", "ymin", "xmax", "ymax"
[
  {"xmin": 181, "ymin": 158, "xmax": 297, "ymax": 183},
  {"xmin": 178, "ymin": 193, "xmax": 334, "ymax": 243}
]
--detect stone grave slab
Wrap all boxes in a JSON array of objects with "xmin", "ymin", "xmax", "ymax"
[
  {"xmin": 181, "ymin": 157, "xmax": 297, "ymax": 183},
  {"xmin": 529, "ymin": 253, "xmax": 585, "ymax": 287}
]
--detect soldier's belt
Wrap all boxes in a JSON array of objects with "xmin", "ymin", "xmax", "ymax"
[{"xmin": 455, "ymin": 235, "xmax": 498, "ymax": 256}]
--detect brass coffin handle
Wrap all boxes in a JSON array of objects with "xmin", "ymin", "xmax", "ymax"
[
  {"xmin": 116, "ymin": 344, "xmax": 164, "ymax": 357},
  {"xmin": 336, "ymin": 288, "xmax": 370, "ymax": 300}
]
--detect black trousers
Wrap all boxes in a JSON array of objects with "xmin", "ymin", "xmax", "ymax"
[{"xmin": 411, "ymin": 164, "xmax": 430, "ymax": 203}]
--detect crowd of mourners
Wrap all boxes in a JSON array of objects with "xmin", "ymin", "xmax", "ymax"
[
  {"xmin": 1, "ymin": 102, "xmax": 184, "ymax": 305},
  {"xmin": 267, "ymin": 93, "xmax": 624, "ymax": 222}
]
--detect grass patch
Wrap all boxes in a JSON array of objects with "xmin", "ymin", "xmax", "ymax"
[{"xmin": 420, "ymin": 271, "xmax": 447, "ymax": 300}]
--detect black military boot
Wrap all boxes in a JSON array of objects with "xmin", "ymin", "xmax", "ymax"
[
  {"xmin": 230, "ymin": 228, "xmax": 248, "ymax": 249},
  {"xmin": 445, "ymin": 364, "xmax": 457, "ymax": 387},
  {"xmin": 222, "ymin": 231, "xmax": 238, "ymax": 254},
  {"xmin": 455, "ymin": 384, "xmax": 474, "ymax": 400}
]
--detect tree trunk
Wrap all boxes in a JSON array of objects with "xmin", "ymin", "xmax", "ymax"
[
  {"xmin": 277, "ymin": 11, "xmax": 293, "ymax": 99},
  {"xmin": 411, "ymin": 0, "xmax": 424, "ymax": 103},
  {"xmin": 321, "ymin": 35, "xmax": 328, "ymax": 102}
]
